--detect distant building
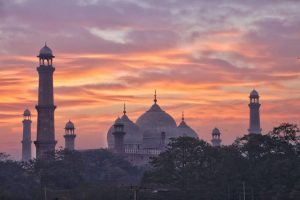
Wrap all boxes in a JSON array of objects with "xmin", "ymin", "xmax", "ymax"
[
  {"xmin": 64, "ymin": 120, "xmax": 76, "ymax": 151},
  {"xmin": 248, "ymin": 89, "xmax": 262, "ymax": 135},
  {"xmin": 109, "ymin": 91, "xmax": 199, "ymax": 165},
  {"xmin": 22, "ymin": 109, "xmax": 32, "ymax": 161},
  {"xmin": 211, "ymin": 128, "xmax": 222, "ymax": 147}
]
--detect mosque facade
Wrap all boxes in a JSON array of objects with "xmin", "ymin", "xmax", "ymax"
[
  {"xmin": 106, "ymin": 92, "xmax": 199, "ymax": 165},
  {"xmin": 21, "ymin": 44, "xmax": 262, "ymax": 166},
  {"xmin": 107, "ymin": 92, "xmax": 198, "ymax": 151}
]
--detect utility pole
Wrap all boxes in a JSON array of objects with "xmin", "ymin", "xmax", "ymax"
[
  {"xmin": 133, "ymin": 189, "xmax": 137, "ymax": 200},
  {"xmin": 243, "ymin": 182, "xmax": 246, "ymax": 200},
  {"xmin": 44, "ymin": 186, "xmax": 47, "ymax": 200},
  {"xmin": 227, "ymin": 184, "xmax": 230, "ymax": 200},
  {"xmin": 130, "ymin": 186, "xmax": 138, "ymax": 200}
]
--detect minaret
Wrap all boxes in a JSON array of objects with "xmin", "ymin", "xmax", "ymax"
[
  {"xmin": 22, "ymin": 109, "xmax": 32, "ymax": 161},
  {"xmin": 248, "ymin": 89, "xmax": 262, "ymax": 135},
  {"xmin": 112, "ymin": 117, "xmax": 126, "ymax": 154},
  {"xmin": 64, "ymin": 120, "xmax": 76, "ymax": 151},
  {"xmin": 211, "ymin": 128, "xmax": 222, "ymax": 147},
  {"xmin": 34, "ymin": 44, "xmax": 57, "ymax": 159}
]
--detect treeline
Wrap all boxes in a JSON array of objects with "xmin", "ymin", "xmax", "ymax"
[
  {"xmin": 0, "ymin": 150, "xmax": 143, "ymax": 199},
  {"xmin": 0, "ymin": 123, "xmax": 299, "ymax": 200},
  {"xmin": 142, "ymin": 123, "xmax": 300, "ymax": 200}
]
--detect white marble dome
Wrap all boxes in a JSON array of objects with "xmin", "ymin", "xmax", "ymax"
[
  {"xmin": 107, "ymin": 114, "xmax": 142, "ymax": 149},
  {"xmin": 136, "ymin": 103, "xmax": 177, "ymax": 129},
  {"xmin": 136, "ymin": 102, "xmax": 178, "ymax": 149},
  {"xmin": 177, "ymin": 119, "xmax": 198, "ymax": 138}
]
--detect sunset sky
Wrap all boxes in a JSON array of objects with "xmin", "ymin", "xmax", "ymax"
[{"xmin": 0, "ymin": 0, "xmax": 300, "ymax": 159}]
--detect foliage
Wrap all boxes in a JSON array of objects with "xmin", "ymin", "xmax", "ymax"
[
  {"xmin": 0, "ymin": 149, "xmax": 141, "ymax": 199},
  {"xmin": 0, "ymin": 154, "xmax": 39, "ymax": 200},
  {"xmin": 0, "ymin": 123, "xmax": 299, "ymax": 199},
  {"xmin": 143, "ymin": 123, "xmax": 300, "ymax": 200}
]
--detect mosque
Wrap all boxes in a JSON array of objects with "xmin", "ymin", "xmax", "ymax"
[
  {"xmin": 107, "ymin": 92, "xmax": 198, "ymax": 150},
  {"xmin": 20, "ymin": 44, "xmax": 262, "ymax": 165}
]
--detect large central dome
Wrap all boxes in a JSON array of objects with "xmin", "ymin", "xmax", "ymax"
[
  {"xmin": 136, "ymin": 92, "xmax": 178, "ymax": 149},
  {"xmin": 136, "ymin": 103, "xmax": 177, "ymax": 129}
]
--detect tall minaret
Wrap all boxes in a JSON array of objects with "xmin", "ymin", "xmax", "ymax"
[
  {"xmin": 248, "ymin": 89, "xmax": 262, "ymax": 135},
  {"xmin": 211, "ymin": 128, "xmax": 222, "ymax": 147},
  {"xmin": 112, "ymin": 117, "xmax": 126, "ymax": 154},
  {"xmin": 34, "ymin": 44, "xmax": 57, "ymax": 159},
  {"xmin": 64, "ymin": 120, "xmax": 76, "ymax": 151},
  {"xmin": 22, "ymin": 109, "xmax": 32, "ymax": 161}
]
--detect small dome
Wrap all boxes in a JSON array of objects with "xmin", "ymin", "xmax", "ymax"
[
  {"xmin": 23, "ymin": 109, "xmax": 31, "ymax": 116},
  {"xmin": 212, "ymin": 128, "xmax": 221, "ymax": 135},
  {"xmin": 38, "ymin": 43, "xmax": 54, "ymax": 58},
  {"xmin": 65, "ymin": 120, "xmax": 75, "ymax": 130},
  {"xmin": 250, "ymin": 89, "xmax": 259, "ymax": 98},
  {"xmin": 178, "ymin": 120, "xmax": 198, "ymax": 138},
  {"xmin": 107, "ymin": 115, "xmax": 142, "ymax": 149}
]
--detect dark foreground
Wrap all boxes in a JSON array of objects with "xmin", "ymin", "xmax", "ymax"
[{"xmin": 0, "ymin": 123, "xmax": 299, "ymax": 200}]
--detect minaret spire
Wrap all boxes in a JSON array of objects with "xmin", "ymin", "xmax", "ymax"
[
  {"xmin": 182, "ymin": 111, "xmax": 185, "ymax": 121},
  {"xmin": 154, "ymin": 89, "xmax": 157, "ymax": 104},
  {"xmin": 123, "ymin": 102, "xmax": 126, "ymax": 115}
]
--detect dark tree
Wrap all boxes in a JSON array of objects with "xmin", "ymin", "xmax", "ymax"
[{"xmin": 143, "ymin": 124, "xmax": 300, "ymax": 200}]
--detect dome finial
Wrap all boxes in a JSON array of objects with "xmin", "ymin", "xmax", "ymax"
[
  {"xmin": 154, "ymin": 89, "xmax": 157, "ymax": 104},
  {"xmin": 45, "ymin": 41, "xmax": 47, "ymax": 46},
  {"xmin": 123, "ymin": 102, "xmax": 126, "ymax": 115},
  {"xmin": 182, "ymin": 111, "xmax": 185, "ymax": 121}
]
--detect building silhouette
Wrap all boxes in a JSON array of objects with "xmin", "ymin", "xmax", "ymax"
[
  {"xmin": 248, "ymin": 89, "xmax": 262, "ymax": 135},
  {"xmin": 107, "ymin": 91, "xmax": 198, "ymax": 151},
  {"xmin": 112, "ymin": 117, "xmax": 126, "ymax": 154},
  {"xmin": 34, "ymin": 44, "xmax": 57, "ymax": 159},
  {"xmin": 211, "ymin": 127, "xmax": 222, "ymax": 147},
  {"xmin": 64, "ymin": 120, "xmax": 76, "ymax": 151},
  {"xmin": 21, "ymin": 109, "xmax": 32, "ymax": 161}
]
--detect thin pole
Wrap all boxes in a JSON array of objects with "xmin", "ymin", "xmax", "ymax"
[
  {"xmin": 227, "ymin": 184, "xmax": 230, "ymax": 200},
  {"xmin": 44, "ymin": 186, "xmax": 47, "ymax": 200},
  {"xmin": 133, "ymin": 189, "xmax": 137, "ymax": 200},
  {"xmin": 243, "ymin": 182, "xmax": 246, "ymax": 200}
]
